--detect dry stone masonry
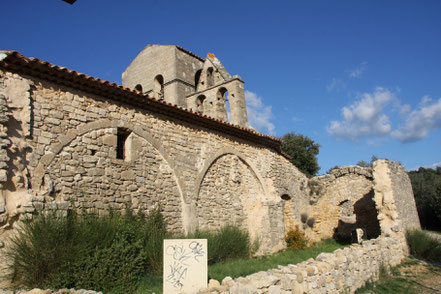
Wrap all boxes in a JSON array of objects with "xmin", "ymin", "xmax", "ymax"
[
  {"xmin": 198, "ymin": 236, "xmax": 408, "ymax": 294},
  {"xmin": 0, "ymin": 46, "xmax": 421, "ymax": 292}
]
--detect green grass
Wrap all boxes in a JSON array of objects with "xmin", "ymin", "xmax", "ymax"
[
  {"xmin": 356, "ymin": 276, "xmax": 417, "ymax": 294},
  {"xmin": 135, "ymin": 239, "xmax": 345, "ymax": 293},
  {"xmin": 406, "ymin": 229, "xmax": 441, "ymax": 263},
  {"xmin": 355, "ymin": 259, "xmax": 430, "ymax": 294},
  {"xmin": 208, "ymin": 238, "xmax": 344, "ymax": 281}
]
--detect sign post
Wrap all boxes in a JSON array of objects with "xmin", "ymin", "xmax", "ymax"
[{"xmin": 163, "ymin": 239, "xmax": 208, "ymax": 293}]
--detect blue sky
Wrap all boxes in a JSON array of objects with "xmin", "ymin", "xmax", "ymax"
[{"xmin": 2, "ymin": 0, "xmax": 440, "ymax": 174}]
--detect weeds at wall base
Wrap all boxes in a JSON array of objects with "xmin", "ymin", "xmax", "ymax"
[{"xmin": 3, "ymin": 208, "xmax": 254, "ymax": 294}]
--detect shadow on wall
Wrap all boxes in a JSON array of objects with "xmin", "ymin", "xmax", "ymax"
[{"xmin": 334, "ymin": 189, "xmax": 381, "ymax": 242}]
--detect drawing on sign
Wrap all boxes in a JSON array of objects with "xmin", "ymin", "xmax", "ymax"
[{"xmin": 165, "ymin": 240, "xmax": 206, "ymax": 290}]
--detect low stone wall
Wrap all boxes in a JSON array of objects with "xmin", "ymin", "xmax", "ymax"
[{"xmin": 198, "ymin": 236, "xmax": 408, "ymax": 294}]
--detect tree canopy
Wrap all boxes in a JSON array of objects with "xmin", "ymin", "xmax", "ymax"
[
  {"xmin": 280, "ymin": 132, "xmax": 320, "ymax": 177},
  {"xmin": 408, "ymin": 167, "xmax": 441, "ymax": 230}
]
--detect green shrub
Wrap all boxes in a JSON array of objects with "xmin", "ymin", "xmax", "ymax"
[
  {"xmin": 285, "ymin": 226, "xmax": 309, "ymax": 250},
  {"xmin": 185, "ymin": 225, "xmax": 255, "ymax": 265},
  {"xmin": 6, "ymin": 207, "xmax": 168, "ymax": 293},
  {"xmin": 406, "ymin": 229, "xmax": 441, "ymax": 263}
]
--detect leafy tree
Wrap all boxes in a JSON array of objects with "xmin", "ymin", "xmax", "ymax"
[
  {"xmin": 280, "ymin": 132, "xmax": 320, "ymax": 177},
  {"xmin": 356, "ymin": 160, "xmax": 370, "ymax": 167},
  {"xmin": 408, "ymin": 167, "xmax": 441, "ymax": 231}
]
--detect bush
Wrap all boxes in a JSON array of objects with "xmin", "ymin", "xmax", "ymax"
[
  {"xmin": 406, "ymin": 229, "xmax": 441, "ymax": 263},
  {"xmin": 6, "ymin": 207, "xmax": 168, "ymax": 293},
  {"xmin": 185, "ymin": 225, "xmax": 256, "ymax": 265},
  {"xmin": 285, "ymin": 227, "xmax": 309, "ymax": 250}
]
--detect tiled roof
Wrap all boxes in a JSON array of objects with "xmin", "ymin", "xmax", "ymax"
[{"xmin": 0, "ymin": 51, "xmax": 283, "ymax": 152}]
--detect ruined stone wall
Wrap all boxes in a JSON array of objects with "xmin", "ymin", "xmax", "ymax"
[
  {"xmin": 308, "ymin": 166, "xmax": 380, "ymax": 241},
  {"xmin": 372, "ymin": 160, "xmax": 421, "ymax": 238},
  {"xmin": 0, "ymin": 69, "xmax": 308, "ymax": 256},
  {"xmin": 305, "ymin": 162, "xmax": 419, "ymax": 242},
  {"xmin": 387, "ymin": 161, "xmax": 421, "ymax": 230},
  {"xmin": 198, "ymin": 236, "xmax": 409, "ymax": 294}
]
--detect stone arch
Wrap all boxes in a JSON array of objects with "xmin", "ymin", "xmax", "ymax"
[
  {"xmin": 194, "ymin": 147, "xmax": 267, "ymax": 201},
  {"xmin": 32, "ymin": 119, "xmax": 188, "ymax": 204},
  {"xmin": 195, "ymin": 148, "xmax": 268, "ymax": 241}
]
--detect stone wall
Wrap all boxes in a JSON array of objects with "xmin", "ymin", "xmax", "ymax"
[
  {"xmin": 387, "ymin": 161, "xmax": 421, "ymax": 230},
  {"xmin": 198, "ymin": 236, "xmax": 409, "ymax": 294},
  {"xmin": 0, "ymin": 67, "xmax": 308, "ymax": 257},
  {"xmin": 307, "ymin": 166, "xmax": 380, "ymax": 241}
]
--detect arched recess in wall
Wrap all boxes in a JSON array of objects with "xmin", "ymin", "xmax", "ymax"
[
  {"xmin": 196, "ymin": 95, "xmax": 206, "ymax": 114},
  {"xmin": 154, "ymin": 75, "xmax": 164, "ymax": 99},
  {"xmin": 216, "ymin": 87, "xmax": 229, "ymax": 121},
  {"xmin": 134, "ymin": 84, "xmax": 143, "ymax": 92},
  {"xmin": 195, "ymin": 149, "xmax": 268, "ymax": 239},
  {"xmin": 194, "ymin": 147, "xmax": 267, "ymax": 201},
  {"xmin": 32, "ymin": 119, "xmax": 188, "ymax": 204},
  {"xmin": 206, "ymin": 67, "xmax": 214, "ymax": 88},
  {"xmin": 194, "ymin": 69, "xmax": 202, "ymax": 89}
]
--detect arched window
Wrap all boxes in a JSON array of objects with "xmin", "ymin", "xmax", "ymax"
[
  {"xmin": 206, "ymin": 67, "xmax": 214, "ymax": 88},
  {"xmin": 216, "ymin": 87, "xmax": 229, "ymax": 121},
  {"xmin": 217, "ymin": 87, "xmax": 228, "ymax": 100},
  {"xmin": 196, "ymin": 95, "xmax": 206, "ymax": 113},
  {"xmin": 154, "ymin": 75, "xmax": 164, "ymax": 99},
  {"xmin": 134, "ymin": 84, "xmax": 143, "ymax": 92},
  {"xmin": 116, "ymin": 128, "xmax": 131, "ymax": 160},
  {"xmin": 194, "ymin": 69, "xmax": 202, "ymax": 89}
]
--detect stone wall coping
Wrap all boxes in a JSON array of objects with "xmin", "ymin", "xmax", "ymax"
[
  {"xmin": 313, "ymin": 165, "xmax": 373, "ymax": 184},
  {"xmin": 0, "ymin": 51, "xmax": 282, "ymax": 152}
]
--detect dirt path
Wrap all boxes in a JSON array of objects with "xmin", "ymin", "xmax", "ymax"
[{"xmin": 398, "ymin": 260, "xmax": 441, "ymax": 293}]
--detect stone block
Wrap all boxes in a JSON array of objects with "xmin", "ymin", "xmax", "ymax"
[
  {"xmin": 121, "ymin": 170, "xmax": 135, "ymax": 180},
  {"xmin": 0, "ymin": 169, "xmax": 7, "ymax": 182},
  {"xmin": 102, "ymin": 135, "xmax": 117, "ymax": 146}
]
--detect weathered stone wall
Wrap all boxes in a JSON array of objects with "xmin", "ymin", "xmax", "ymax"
[
  {"xmin": 372, "ymin": 160, "xmax": 421, "ymax": 238},
  {"xmin": 387, "ymin": 161, "xmax": 421, "ymax": 230},
  {"xmin": 0, "ymin": 69, "xmax": 308, "ymax": 257},
  {"xmin": 308, "ymin": 166, "xmax": 380, "ymax": 241},
  {"xmin": 198, "ymin": 236, "xmax": 409, "ymax": 294}
]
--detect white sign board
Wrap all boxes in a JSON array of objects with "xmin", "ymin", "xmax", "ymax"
[{"xmin": 163, "ymin": 239, "xmax": 207, "ymax": 294}]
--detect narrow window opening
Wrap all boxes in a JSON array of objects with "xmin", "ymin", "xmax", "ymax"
[
  {"xmin": 196, "ymin": 95, "xmax": 206, "ymax": 114},
  {"xmin": 154, "ymin": 75, "xmax": 164, "ymax": 99},
  {"xmin": 116, "ymin": 128, "xmax": 130, "ymax": 160},
  {"xmin": 195, "ymin": 69, "xmax": 202, "ymax": 89},
  {"xmin": 206, "ymin": 67, "xmax": 214, "ymax": 88},
  {"xmin": 134, "ymin": 84, "xmax": 143, "ymax": 92}
]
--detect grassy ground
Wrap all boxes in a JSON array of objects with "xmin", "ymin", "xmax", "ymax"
[
  {"xmin": 135, "ymin": 239, "xmax": 345, "ymax": 294},
  {"xmin": 355, "ymin": 258, "xmax": 441, "ymax": 294},
  {"xmin": 357, "ymin": 230, "xmax": 441, "ymax": 294}
]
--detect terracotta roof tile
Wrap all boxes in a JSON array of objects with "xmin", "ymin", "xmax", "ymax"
[{"xmin": 0, "ymin": 51, "xmax": 283, "ymax": 152}]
